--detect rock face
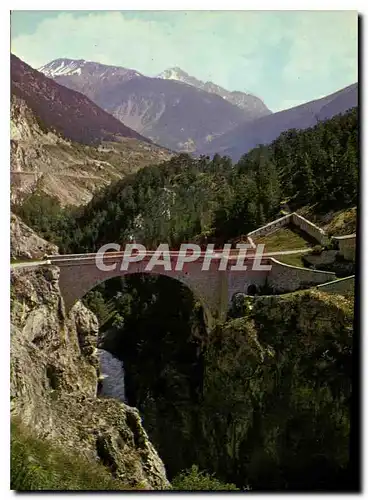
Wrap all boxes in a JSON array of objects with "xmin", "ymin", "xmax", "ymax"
[
  {"xmin": 10, "ymin": 213, "xmax": 59, "ymax": 260},
  {"xmin": 115, "ymin": 283, "xmax": 353, "ymax": 489},
  {"xmin": 10, "ymin": 94, "xmax": 172, "ymax": 206},
  {"xmin": 198, "ymin": 290, "xmax": 353, "ymax": 489},
  {"xmin": 10, "ymin": 266, "xmax": 169, "ymax": 490}
]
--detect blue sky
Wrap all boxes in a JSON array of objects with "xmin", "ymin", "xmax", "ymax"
[{"xmin": 10, "ymin": 10, "xmax": 358, "ymax": 112}]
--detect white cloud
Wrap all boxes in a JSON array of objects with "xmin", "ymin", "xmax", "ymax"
[
  {"xmin": 10, "ymin": 12, "xmax": 284, "ymax": 79},
  {"xmin": 10, "ymin": 11, "xmax": 358, "ymax": 111}
]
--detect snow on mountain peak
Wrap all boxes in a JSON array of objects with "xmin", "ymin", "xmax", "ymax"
[
  {"xmin": 156, "ymin": 67, "xmax": 189, "ymax": 81},
  {"xmin": 156, "ymin": 66, "xmax": 271, "ymax": 115},
  {"xmin": 38, "ymin": 58, "xmax": 87, "ymax": 77},
  {"xmin": 38, "ymin": 58, "xmax": 143, "ymax": 81}
]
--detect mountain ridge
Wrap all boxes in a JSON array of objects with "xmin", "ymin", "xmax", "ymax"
[
  {"xmin": 38, "ymin": 58, "xmax": 269, "ymax": 152},
  {"xmin": 12, "ymin": 54, "xmax": 150, "ymax": 145},
  {"xmin": 156, "ymin": 66, "xmax": 271, "ymax": 117},
  {"xmin": 39, "ymin": 57, "xmax": 143, "ymax": 81},
  {"xmin": 11, "ymin": 55, "xmax": 173, "ymax": 206},
  {"xmin": 198, "ymin": 82, "xmax": 358, "ymax": 160}
]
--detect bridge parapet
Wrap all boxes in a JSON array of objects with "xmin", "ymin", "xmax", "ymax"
[
  {"xmin": 48, "ymin": 249, "xmax": 339, "ymax": 326},
  {"xmin": 267, "ymin": 258, "xmax": 336, "ymax": 293}
]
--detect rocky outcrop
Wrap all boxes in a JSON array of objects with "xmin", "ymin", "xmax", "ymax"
[
  {"xmin": 10, "ymin": 266, "xmax": 169, "ymax": 490},
  {"xmin": 10, "ymin": 94, "xmax": 172, "ymax": 207},
  {"xmin": 119, "ymin": 284, "xmax": 353, "ymax": 489},
  {"xmin": 11, "ymin": 213, "xmax": 58, "ymax": 260}
]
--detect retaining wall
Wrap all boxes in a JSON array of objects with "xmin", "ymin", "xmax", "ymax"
[
  {"xmin": 227, "ymin": 267, "xmax": 269, "ymax": 300},
  {"xmin": 291, "ymin": 213, "xmax": 329, "ymax": 246},
  {"xmin": 247, "ymin": 212, "xmax": 329, "ymax": 246},
  {"xmin": 247, "ymin": 214, "xmax": 292, "ymax": 240},
  {"xmin": 267, "ymin": 258, "xmax": 336, "ymax": 293},
  {"xmin": 316, "ymin": 275, "xmax": 355, "ymax": 297}
]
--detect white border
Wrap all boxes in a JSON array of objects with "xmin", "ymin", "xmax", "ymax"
[{"xmin": 3, "ymin": 2, "xmax": 365, "ymax": 498}]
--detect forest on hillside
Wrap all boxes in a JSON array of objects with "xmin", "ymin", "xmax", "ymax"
[{"xmin": 15, "ymin": 107, "xmax": 358, "ymax": 253}]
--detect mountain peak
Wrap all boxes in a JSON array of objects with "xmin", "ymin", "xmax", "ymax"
[
  {"xmin": 38, "ymin": 58, "xmax": 89, "ymax": 77},
  {"xmin": 156, "ymin": 67, "xmax": 190, "ymax": 80},
  {"xmin": 157, "ymin": 67, "xmax": 271, "ymax": 116},
  {"xmin": 12, "ymin": 54, "xmax": 151, "ymax": 145},
  {"xmin": 38, "ymin": 58, "xmax": 142, "ymax": 80}
]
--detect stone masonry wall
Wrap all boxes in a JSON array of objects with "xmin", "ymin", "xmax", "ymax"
[
  {"xmin": 267, "ymin": 258, "xmax": 336, "ymax": 293},
  {"xmin": 246, "ymin": 212, "xmax": 329, "ymax": 246},
  {"xmin": 247, "ymin": 214, "xmax": 292, "ymax": 240},
  {"xmin": 55, "ymin": 257, "xmax": 230, "ymax": 326},
  {"xmin": 291, "ymin": 213, "xmax": 330, "ymax": 246},
  {"xmin": 316, "ymin": 275, "xmax": 355, "ymax": 297},
  {"xmin": 227, "ymin": 266, "xmax": 269, "ymax": 301},
  {"xmin": 52, "ymin": 256, "xmax": 271, "ymax": 324},
  {"xmin": 332, "ymin": 234, "xmax": 356, "ymax": 261}
]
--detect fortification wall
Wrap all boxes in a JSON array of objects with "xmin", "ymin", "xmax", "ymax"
[
  {"xmin": 291, "ymin": 213, "xmax": 329, "ymax": 245},
  {"xmin": 247, "ymin": 214, "xmax": 292, "ymax": 240},
  {"xmin": 267, "ymin": 258, "xmax": 336, "ymax": 293},
  {"xmin": 332, "ymin": 234, "xmax": 356, "ymax": 261},
  {"xmin": 316, "ymin": 275, "xmax": 355, "ymax": 297},
  {"xmin": 246, "ymin": 212, "xmax": 329, "ymax": 246}
]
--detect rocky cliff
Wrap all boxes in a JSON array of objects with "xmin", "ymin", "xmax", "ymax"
[
  {"xmin": 10, "ymin": 266, "xmax": 169, "ymax": 490},
  {"xmin": 11, "ymin": 95, "xmax": 172, "ymax": 206},
  {"xmin": 102, "ymin": 279, "xmax": 353, "ymax": 490},
  {"xmin": 11, "ymin": 213, "xmax": 59, "ymax": 260}
]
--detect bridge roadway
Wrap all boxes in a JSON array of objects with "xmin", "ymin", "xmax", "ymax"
[
  {"xmin": 10, "ymin": 248, "xmax": 312, "ymax": 269},
  {"xmin": 46, "ymin": 248, "xmax": 311, "ymax": 263}
]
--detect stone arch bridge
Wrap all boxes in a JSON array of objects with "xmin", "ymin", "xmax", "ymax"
[{"xmin": 47, "ymin": 250, "xmax": 336, "ymax": 326}]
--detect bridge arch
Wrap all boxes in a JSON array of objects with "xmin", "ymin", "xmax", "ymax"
[{"xmin": 56, "ymin": 259, "xmax": 229, "ymax": 328}]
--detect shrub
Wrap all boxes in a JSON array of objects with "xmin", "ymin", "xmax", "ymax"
[
  {"xmin": 171, "ymin": 465, "xmax": 240, "ymax": 491},
  {"xmin": 10, "ymin": 418, "xmax": 133, "ymax": 491}
]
